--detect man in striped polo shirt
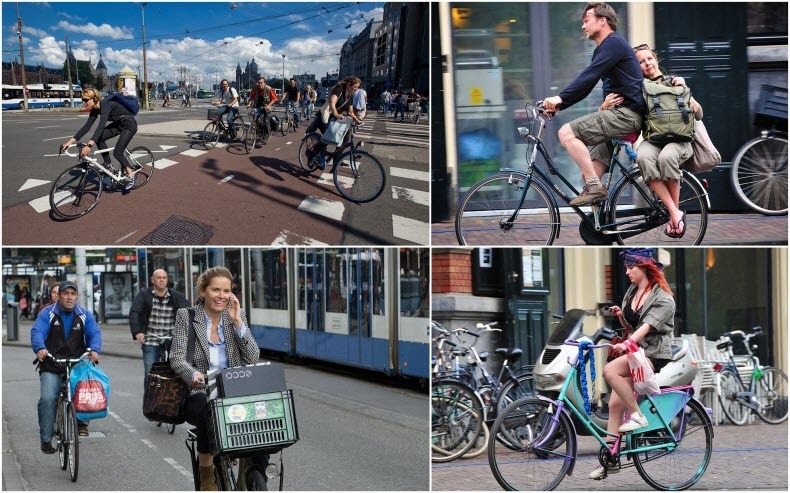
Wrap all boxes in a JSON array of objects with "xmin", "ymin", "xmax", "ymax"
[{"xmin": 129, "ymin": 269, "xmax": 190, "ymax": 390}]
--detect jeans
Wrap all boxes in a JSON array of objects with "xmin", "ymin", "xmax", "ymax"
[
  {"xmin": 394, "ymin": 102, "xmax": 405, "ymax": 119},
  {"xmin": 306, "ymin": 103, "xmax": 314, "ymax": 120},
  {"xmin": 38, "ymin": 371, "xmax": 62, "ymax": 442},
  {"xmin": 286, "ymin": 101, "xmax": 300, "ymax": 125},
  {"xmin": 383, "ymin": 101, "xmax": 391, "ymax": 114},
  {"xmin": 219, "ymin": 106, "xmax": 239, "ymax": 136},
  {"xmin": 142, "ymin": 343, "xmax": 161, "ymax": 391}
]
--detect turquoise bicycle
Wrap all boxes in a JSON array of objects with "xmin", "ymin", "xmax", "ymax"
[{"xmin": 488, "ymin": 338, "xmax": 714, "ymax": 491}]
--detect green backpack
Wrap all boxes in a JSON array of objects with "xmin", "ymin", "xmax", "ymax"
[{"xmin": 642, "ymin": 79, "xmax": 695, "ymax": 144}]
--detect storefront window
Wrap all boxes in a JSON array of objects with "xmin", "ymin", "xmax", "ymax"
[{"xmin": 400, "ymin": 248, "xmax": 429, "ymax": 318}]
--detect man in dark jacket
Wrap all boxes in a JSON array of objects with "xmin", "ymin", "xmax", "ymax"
[
  {"xmin": 32, "ymin": 281, "xmax": 102, "ymax": 453},
  {"xmin": 129, "ymin": 269, "xmax": 189, "ymax": 389},
  {"xmin": 543, "ymin": 2, "xmax": 646, "ymax": 206}
]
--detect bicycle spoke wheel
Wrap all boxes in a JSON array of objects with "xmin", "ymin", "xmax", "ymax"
[
  {"xmin": 298, "ymin": 133, "xmax": 322, "ymax": 173},
  {"xmin": 231, "ymin": 117, "xmax": 244, "ymax": 142},
  {"xmin": 488, "ymin": 397, "xmax": 575, "ymax": 491},
  {"xmin": 167, "ymin": 422, "xmax": 177, "ymax": 434},
  {"xmin": 280, "ymin": 117, "xmax": 288, "ymax": 136},
  {"xmin": 718, "ymin": 368, "xmax": 749, "ymax": 425},
  {"xmin": 496, "ymin": 375, "xmax": 537, "ymax": 450},
  {"xmin": 632, "ymin": 398, "xmax": 713, "ymax": 490},
  {"xmin": 432, "ymin": 380, "xmax": 483, "ymax": 463},
  {"xmin": 202, "ymin": 121, "xmax": 220, "ymax": 149},
  {"xmin": 244, "ymin": 124, "xmax": 257, "ymax": 154},
  {"xmin": 57, "ymin": 399, "xmax": 67, "ymax": 470},
  {"xmin": 49, "ymin": 165, "xmax": 103, "ymax": 219},
  {"xmin": 259, "ymin": 124, "xmax": 271, "ymax": 145},
  {"xmin": 455, "ymin": 172, "xmax": 559, "ymax": 246},
  {"xmin": 334, "ymin": 151, "xmax": 386, "ymax": 203},
  {"xmin": 245, "ymin": 468, "xmax": 268, "ymax": 491},
  {"xmin": 128, "ymin": 146, "xmax": 155, "ymax": 189},
  {"xmin": 67, "ymin": 403, "xmax": 79, "ymax": 482},
  {"xmin": 609, "ymin": 170, "xmax": 708, "ymax": 245},
  {"xmin": 755, "ymin": 367, "xmax": 789, "ymax": 424},
  {"xmin": 731, "ymin": 136, "xmax": 788, "ymax": 215}
]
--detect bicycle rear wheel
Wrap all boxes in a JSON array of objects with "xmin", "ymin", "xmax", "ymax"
[
  {"xmin": 609, "ymin": 169, "xmax": 708, "ymax": 245},
  {"xmin": 432, "ymin": 380, "xmax": 484, "ymax": 463},
  {"xmin": 202, "ymin": 121, "xmax": 220, "ymax": 149},
  {"xmin": 455, "ymin": 172, "xmax": 559, "ymax": 246},
  {"xmin": 334, "ymin": 150, "xmax": 386, "ymax": 203},
  {"xmin": 718, "ymin": 368, "xmax": 749, "ymax": 425},
  {"xmin": 731, "ymin": 135, "xmax": 788, "ymax": 215},
  {"xmin": 298, "ymin": 133, "xmax": 322, "ymax": 173},
  {"xmin": 128, "ymin": 146, "xmax": 155, "ymax": 189},
  {"xmin": 231, "ymin": 116, "xmax": 245, "ymax": 142},
  {"xmin": 244, "ymin": 124, "xmax": 257, "ymax": 154},
  {"xmin": 280, "ymin": 117, "xmax": 289, "ymax": 136},
  {"xmin": 488, "ymin": 397, "xmax": 575, "ymax": 491},
  {"xmin": 495, "ymin": 374, "xmax": 537, "ymax": 450},
  {"xmin": 259, "ymin": 123, "xmax": 271, "ymax": 145},
  {"xmin": 632, "ymin": 398, "xmax": 713, "ymax": 490},
  {"xmin": 66, "ymin": 402, "xmax": 79, "ymax": 482},
  {"xmin": 755, "ymin": 367, "xmax": 789, "ymax": 424},
  {"xmin": 50, "ymin": 164, "xmax": 103, "ymax": 219}
]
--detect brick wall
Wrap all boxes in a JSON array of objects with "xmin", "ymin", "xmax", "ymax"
[{"xmin": 432, "ymin": 250, "xmax": 472, "ymax": 294}]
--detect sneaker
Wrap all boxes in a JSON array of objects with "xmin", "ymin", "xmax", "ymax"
[
  {"xmin": 589, "ymin": 464, "xmax": 619, "ymax": 480},
  {"xmin": 618, "ymin": 412, "xmax": 649, "ymax": 433},
  {"xmin": 41, "ymin": 441, "xmax": 57, "ymax": 454},
  {"xmin": 569, "ymin": 183, "xmax": 608, "ymax": 206}
]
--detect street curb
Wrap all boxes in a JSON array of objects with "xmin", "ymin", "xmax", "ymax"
[
  {"xmin": 2, "ymin": 415, "xmax": 29, "ymax": 491},
  {"xmin": 3, "ymin": 339, "xmax": 140, "ymax": 361}
]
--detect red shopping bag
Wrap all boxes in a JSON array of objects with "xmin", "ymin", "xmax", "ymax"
[{"xmin": 74, "ymin": 375, "xmax": 108, "ymax": 414}]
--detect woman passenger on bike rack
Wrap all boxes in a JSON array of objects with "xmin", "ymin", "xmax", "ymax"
[
  {"xmin": 601, "ymin": 45, "xmax": 704, "ymax": 238},
  {"xmin": 61, "ymin": 88, "xmax": 139, "ymax": 191},
  {"xmin": 169, "ymin": 267, "xmax": 267, "ymax": 491},
  {"xmin": 306, "ymin": 76, "xmax": 363, "ymax": 166},
  {"xmin": 590, "ymin": 248, "xmax": 675, "ymax": 480}
]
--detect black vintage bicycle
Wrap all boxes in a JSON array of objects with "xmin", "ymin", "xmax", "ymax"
[
  {"xmin": 455, "ymin": 102, "xmax": 711, "ymax": 245},
  {"xmin": 203, "ymin": 105, "xmax": 246, "ymax": 149},
  {"xmin": 244, "ymin": 108, "xmax": 273, "ymax": 153}
]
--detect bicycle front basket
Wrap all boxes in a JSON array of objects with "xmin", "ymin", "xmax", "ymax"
[{"xmin": 207, "ymin": 108, "xmax": 219, "ymax": 121}]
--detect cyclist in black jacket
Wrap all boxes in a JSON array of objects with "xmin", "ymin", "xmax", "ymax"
[{"xmin": 61, "ymin": 88, "xmax": 139, "ymax": 190}]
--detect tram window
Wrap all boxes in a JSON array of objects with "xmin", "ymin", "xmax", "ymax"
[
  {"xmin": 400, "ymin": 248, "xmax": 429, "ymax": 318},
  {"xmin": 326, "ymin": 249, "xmax": 347, "ymax": 313},
  {"xmin": 372, "ymin": 248, "xmax": 385, "ymax": 315},
  {"xmin": 250, "ymin": 249, "xmax": 288, "ymax": 310}
]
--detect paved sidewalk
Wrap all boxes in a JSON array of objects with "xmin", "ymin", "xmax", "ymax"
[{"xmin": 433, "ymin": 420, "xmax": 788, "ymax": 490}]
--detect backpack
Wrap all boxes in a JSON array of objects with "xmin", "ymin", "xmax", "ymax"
[
  {"xmin": 105, "ymin": 93, "xmax": 140, "ymax": 115},
  {"xmin": 642, "ymin": 79, "xmax": 694, "ymax": 144}
]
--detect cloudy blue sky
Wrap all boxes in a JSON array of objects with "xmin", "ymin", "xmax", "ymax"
[{"xmin": 3, "ymin": 1, "xmax": 384, "ymax": 85}]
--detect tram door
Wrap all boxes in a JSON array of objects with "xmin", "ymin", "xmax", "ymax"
[
  {"xmin": 300, "ymin": 250, "xmax": 324, "ymax": 356},
  {"xmin": 348, "ymin": 249, "xmax": 374, "ymax": 368}
]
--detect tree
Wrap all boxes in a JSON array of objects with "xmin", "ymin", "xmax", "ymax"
[{"xmin": 95, "ymin": 76, "xmax": 106, "ymax": 91}]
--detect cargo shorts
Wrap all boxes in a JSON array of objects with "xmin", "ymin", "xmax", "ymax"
[
  {"xmin": 568, "ymin": 106, "xmax": 643, "ymax": 165},
  {"xmin": 636, "ymin": 140, "xmax": 693, "ymax": 182}
]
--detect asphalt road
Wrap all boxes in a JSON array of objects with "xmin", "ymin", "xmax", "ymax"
[
  {"xmin": 2, "ymin": 102, "xmax": 429, "ymax": 245},
  {"xmin": 2, "ymin": 345, "xmax": 429, "ymax": 491}
]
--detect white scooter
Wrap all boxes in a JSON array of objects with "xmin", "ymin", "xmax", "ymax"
[{"xmin": 533, "ymin": 308, "xmax": 699, "ymax": 435}]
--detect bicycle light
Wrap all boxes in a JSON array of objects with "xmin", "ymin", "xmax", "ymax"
[{"xmin": 265, "ymin": 463, "xmax": 280, "ymax": 479}]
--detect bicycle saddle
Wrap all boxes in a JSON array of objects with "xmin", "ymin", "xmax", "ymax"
[
  {"xmin": 495, "ymin": 348, "xmax": 523, "ymax": 361},
  {"xmin": 478, "ymin": 351, "xmax": 489, "ymax": 362}
]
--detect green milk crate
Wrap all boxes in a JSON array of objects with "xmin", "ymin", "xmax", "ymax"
[{"xmin": 207, "ymin": 389, "xmax": 298, "ymax": 456}]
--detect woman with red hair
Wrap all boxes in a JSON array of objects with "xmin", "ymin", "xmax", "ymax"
[{"xmin": 590, "ymin": 248, "xmax": 675, "ymax": 480}]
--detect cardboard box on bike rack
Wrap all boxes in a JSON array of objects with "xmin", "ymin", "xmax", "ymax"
[
  {"xmin": 207, "ymin": 108, "xmax": 219, "ymax": 121},
  {"xmin": 207, "ymin": 389, "xmax": 299, "ymax": 456}
]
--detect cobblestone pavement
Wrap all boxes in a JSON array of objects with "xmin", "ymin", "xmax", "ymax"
[{"xmin": 432, "ymin": 420, "xmax": 788, "ymax": 490}]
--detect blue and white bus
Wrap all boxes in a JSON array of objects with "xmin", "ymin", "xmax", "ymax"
[{"xmin": 2, "ymin": 83, "xmax": 83, "ymax": 110}]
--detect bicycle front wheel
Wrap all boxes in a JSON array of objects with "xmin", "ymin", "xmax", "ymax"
[
  {"xmin": 755, "ymin": 367, "xmax": 789, "ymax": 424},
  {"xmin": 244, "ymin": 124, "xmax": 257, "ymax": 154},
  {"xmin": 50, "ymin": 165, "xmax": 104, "ymax": 219},
  {"xmin": 280, "ymin": 117, "xmax": 288, "ymax": 136},
  {"xmin": 334, "ymin": 150, "xmax": 386, "ymax": 203},
  {"xmin": 298, "ymin": 133, "xmax": 322, "ymax": 173},
  {"xmin": 488, "ymin": 397, "xmax": 575, "ymax": 491},
  {"xmin": 632, "ymin": 398, "xmax": 713, "ymax": 490},
  {"xmin": 719, "ymin": 368, "xmax": 749, "ymax": 425},
  {"xmin": 57, "ymin": 398, "xmax": 67, "ymax": 470},
  {"xmin": 455, "ymin": 172, "xmax": 559, "ymax": 246},
  {"xmin": 731, "ymin": 135, "xmax": 788, "ymax": 215},
  {"xmin": 245, "ymin": 468, "xmax": 268, "ymax": 491},
  {"xmin": 432, "ymin": 380, "xmax": 484, "ymax": 463},
  {"xmin": 202, "ymin": 121, "xmax": 220, "ymax": 149},
  {"xmin": 609, "ymin": 169, "xmax": 708, "ymax": 245},
  {"xmin": 67, "ymin": 402, "xmax": 79, "ymax": 482},
  {"xmin": 231, "ymin": 116, "xmax": 245, "ymax": 142},
  {"xmin": 128, "ymin": 146, "xmax": 155, "ymax": 189}
]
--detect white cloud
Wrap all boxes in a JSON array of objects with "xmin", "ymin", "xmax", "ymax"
[
  {"xmin": 55, "ymin": 20, "xmax": 134, "ymax": 40},
  {"xmin": 57, "ymin": 12, "xmax": 84, "ymax": 22},
  {"xmin": 22, "ymin": 26, "xmax": 50, "ymax": 38},
  {"xmin": 28, "ymin": 36, "xmax": 67, "ymax": 67}
]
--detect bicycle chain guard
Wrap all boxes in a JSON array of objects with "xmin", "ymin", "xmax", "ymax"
[{"xmin": 579, "ymin": 214, "xmax": 614, "ymax": 245}]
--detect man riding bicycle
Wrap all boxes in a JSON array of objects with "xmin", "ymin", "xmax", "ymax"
[
  {"xmin": 31, "ymin": 281, "xmax": 102, "ymax": 453},
  {"xmin": 281, "ymin": 78, "xmax": 301, "ymax": 126},
  {"xmin": 212, "ymin": 79, "xmax": 240, "ymax": 139},
  {"xmin": 61, "ymin": 88, "xmax": 140, "ymax": 191},
  {"xmin": 129, "ymin": 269, "xmax": 189, "ymax": 391},
  {"xmin": 246, "ymin": 76, "xmax": 277, "ymax": 130}
]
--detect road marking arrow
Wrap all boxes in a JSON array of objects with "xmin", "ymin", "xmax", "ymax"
[{"xmin": 159, "ymin": 145, "xmax": 177, "ymax": 151}]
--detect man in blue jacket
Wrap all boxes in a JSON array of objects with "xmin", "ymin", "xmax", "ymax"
[
  {"xmin": 31, "ymin": 281, "xmax": 102, "ymax": 454},
  {"xmin": 543, "ymin": 2, "xmax": 646, "ymax": 206}
]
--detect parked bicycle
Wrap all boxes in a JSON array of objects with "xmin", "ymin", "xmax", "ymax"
[
  {"xmin": 147, "ymin": 333, "xmax": 177, "ymax": 434},
  {"xmin": 202, "ymin": 106, "xmax": 245, "ymax": 149},
  {"xmin": 455, "ymin": 102, "xmax": 710, "ymax": 246},
  {"xmin": 488, "ymin": 338, "xmax": 713, "ymax": 491},
  {"xmin": 731, "ymin": 130, "xmax": 788, "ymax": 216},
  {"xmin": 716, "ymin": 327, "xmax": 788, "ymax": 425},
  {"xmin": 34, "ymin": 349, "xmax": 94, "ymax": 482},
  {"xmin": 244, "ymin": 108, "xmax": 272, "ymax": 154},
  {"xmin": 298, "ymin": 122, "xmax": 386, "ymax": 203},
  {"xmin": 50, "ymin": 143, "xmax": 155, "ymax": 219}
]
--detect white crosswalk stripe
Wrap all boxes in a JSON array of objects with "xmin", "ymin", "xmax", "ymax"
[
  {"xmin": 391, "ymin": 186, "xmax": 429, "ymax": 206},
  {"xmin": 391, "ymin": 167, "xmax": 429, "ymax": 182},
  {"xmin": 392, "ymin": 215, "xmax": 429, "ymax": 244},
  {"xmin": 271, "ymin": 230, "xmax": 329, "ymax": 246},
  {"xmin": 298, "ymin": 196, "xmax": 345, "ymax": 221}
]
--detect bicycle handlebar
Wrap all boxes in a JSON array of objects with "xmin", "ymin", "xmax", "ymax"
[{"xmin": 45, "ymin": 349, "xmax": 93, "ymax": 364}]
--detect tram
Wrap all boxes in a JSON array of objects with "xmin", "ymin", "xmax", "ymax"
[{"xmin": 2, "ymin": 84, "xmax": 83, "ymax": 109}]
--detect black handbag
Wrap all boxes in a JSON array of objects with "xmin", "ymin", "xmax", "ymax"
[{"xmin": 142, "ymin": 308, "xmax": 196, "ymax": 424}]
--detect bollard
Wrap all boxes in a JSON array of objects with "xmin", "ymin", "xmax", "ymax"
[{"xmin": 5, "ymin": 304, "xmax": 19, "ymax": 341}]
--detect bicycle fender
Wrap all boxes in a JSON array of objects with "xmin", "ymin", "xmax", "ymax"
[
  {"xmin": 680, "ymin": 170, "xmax": 711, "ymax": 208},
  {"xmin": 532, "ymin": 394, "xmax": 578, "ymax": 476},
  {"xmin": 496, "ymin": 170, "xmax": 563, "ymax": 239}
]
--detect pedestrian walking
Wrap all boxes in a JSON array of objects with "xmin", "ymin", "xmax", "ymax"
[
  {"xmin": 381, "ymin": 89, "xmax": 391, "ymax": 114},
  {"xmin": 305, "ymin": 85, "xmax": 317, "ymax": 120},
  {"xmin": 186, "ymin": 91, "xmax": 192, "ymax": 107},
  {"xmin": 353, "ymin": 84, "xmax": 368, "ymax": 121},
  {"xmin": 181, "ymin": 93, "xmax": 188, "ymax": 107},
  {"xmin": 393, "ymin": 90, "xmax": 406, "ymax": 120}
]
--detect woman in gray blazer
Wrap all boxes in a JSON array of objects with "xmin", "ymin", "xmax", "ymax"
[
  {"xmin": 170, "ymin": 266, "xmax": 261, "ymax": 491},
  {"xmin": 590, "ymin": 248, "xmax": 675, "ymax": 480}
]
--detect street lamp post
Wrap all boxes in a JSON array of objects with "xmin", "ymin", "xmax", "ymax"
[
  {"xmin": 142, "ymin": 2, "xmax": 149, "ymax": 109},
  {"xmin": 281, "ymin": 54, "xmax": 285, "ymax": 96}
]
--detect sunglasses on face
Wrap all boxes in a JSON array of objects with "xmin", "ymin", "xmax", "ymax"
[{"xmin": 82, "ymin": 98, "xmax": 91, "ymax": 103}]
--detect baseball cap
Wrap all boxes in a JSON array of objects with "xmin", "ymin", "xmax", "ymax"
[{"xmin": 59, "ymin": 281, "xmax": 79, "ymax": 293}]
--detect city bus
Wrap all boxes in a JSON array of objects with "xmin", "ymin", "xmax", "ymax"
[
  {"xmin": 197, "ymin": 89, "xmax": 215, "ymax": 99},
  {"xmin": 2, "ymin": 83, "xmax": 83, "ymax": 110}
]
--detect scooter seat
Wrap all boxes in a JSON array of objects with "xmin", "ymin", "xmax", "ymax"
[
  {"xmin": 495, "ymin": 348, "xmax": 523, "ymax": 361},
  {"xmin": 670, "ymin": 341, "xmax": 687, "ymax": 361}
]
